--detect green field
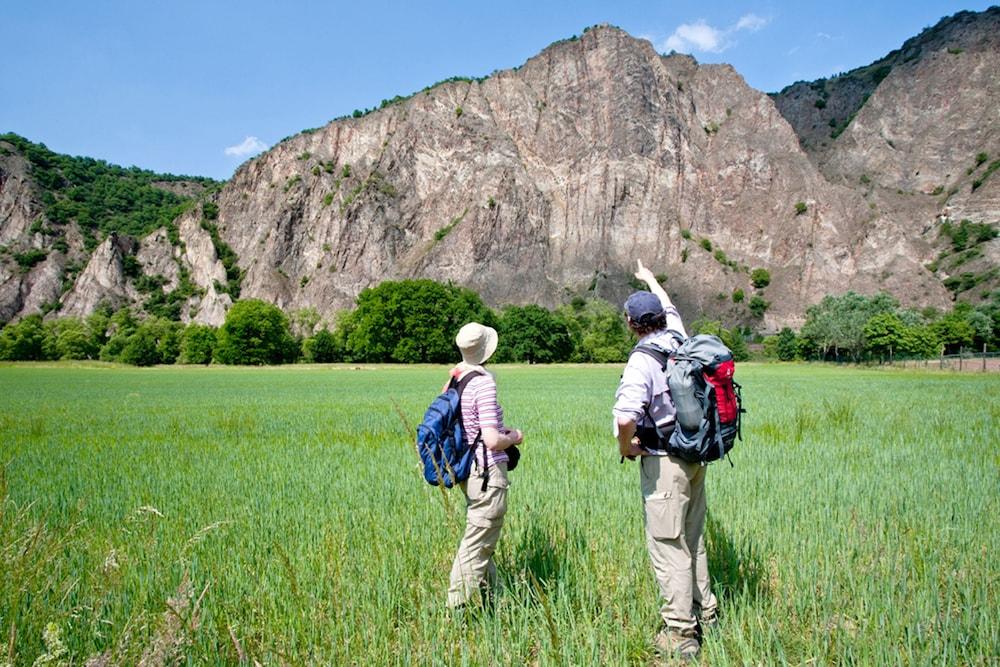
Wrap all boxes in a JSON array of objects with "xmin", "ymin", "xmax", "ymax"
[{"xmin": 1, "ymin": 363, "xmax": 998, "ymax": 665}]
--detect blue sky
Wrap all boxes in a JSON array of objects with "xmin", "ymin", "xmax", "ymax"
[{"xmin": 2, "ymin": 1, "xmax": 993, "ymax": 180}]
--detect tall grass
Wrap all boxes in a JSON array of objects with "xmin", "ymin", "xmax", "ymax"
[{"xmin": 0, "ymin": 363, "xmax": 997, "ymax": 664}]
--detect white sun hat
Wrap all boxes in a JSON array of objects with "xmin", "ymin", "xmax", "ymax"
[{"xmin": 455, "ymin": 322, "xmax": 499, "ymax": 365}]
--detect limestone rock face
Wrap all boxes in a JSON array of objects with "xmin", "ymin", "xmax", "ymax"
[
  {"xmin": 3, "ymin": 10, "xmax": 998, "ymax": 328},
  {"xmin": 60, "ymin": 235, "xmax": 136, "ymax": 317},
  {"xmin": 211, "ymin": 25, "xmax": 960, "ymax": 328},
  {"xmin": 774, "ymin": 7, "xmax": 1000, "ymax": 304}
]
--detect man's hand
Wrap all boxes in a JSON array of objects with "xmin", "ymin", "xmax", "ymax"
[
  {"xmin": 620, "ymin": 436, "xmax": 644, "ymax": 460},
  {"xmin": 634, "ymin": 259, "xmax": 658, "ymax": 287},
  {"xmin": 616, "ymin": 416, "xmax": 644, "ymax": 460}
]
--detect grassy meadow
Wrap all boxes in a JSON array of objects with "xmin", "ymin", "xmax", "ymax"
[{"xmin": 1, "ymin": 362, "xmax": 998, "ymax": 665}]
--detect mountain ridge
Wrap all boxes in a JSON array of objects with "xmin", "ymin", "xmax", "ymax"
[{"xmin": 2, "ymin": 11, "xmax": 997, "ymax": 330}]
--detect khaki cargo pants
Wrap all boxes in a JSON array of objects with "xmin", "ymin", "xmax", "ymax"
[
  {"xmin": 641, "ymin": 454, "xmax": 717, "ymax": 634},
  {"xmin": 447, "ymin": 461, "xmax": 509, "ymax": 608}
]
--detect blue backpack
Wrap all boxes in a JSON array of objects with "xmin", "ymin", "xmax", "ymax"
[{"xmin": 416, "ymin": 371, "xmax": 486, "ymax": 488}]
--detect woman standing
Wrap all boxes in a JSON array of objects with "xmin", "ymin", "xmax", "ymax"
[{"xmin": 446, "ymin": 322, "xmax": 524, "ymax": 609}]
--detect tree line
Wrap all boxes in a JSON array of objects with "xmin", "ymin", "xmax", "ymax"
[{"xmin": 1, "ymin": 280, "xmax": 996, "ymax": 365}]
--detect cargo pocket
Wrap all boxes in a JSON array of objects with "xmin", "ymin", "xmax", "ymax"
[
  {"xmin": 644, "ymin": 491, "xmax": 680, "ymax": 540},
  {"xmin": 468, "ymin": 481, "xmax": 508, "ymax": 527}
]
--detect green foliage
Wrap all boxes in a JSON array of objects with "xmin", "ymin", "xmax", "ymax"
[
  {"xmin": 971, "ymin": 159, "xmax": 1000, "ymax": 191},
  {"xmin": 433, "ymin": 209, "xmax": 467, "ymax": 241},
  {"xmin": 732, "ymin": 289, "xmax": 744, "ymax": 303},
  {"xmin": 750, "ymin": 268, "xmax": 771, "ymax": 289},
  {"xmin": 215, "ymin": 299, "xmax": 299, "ymax": 365},
  {"xmin": 558, "ymin": 298, "xmax": 632, "ymax": 362},
  {"xmin": 118, "ymin": 318, "xmax": 182, "ymax": 366},
  {"xmin": 775, "ymin": 327, "xmax": 799, "ymax": 361},
  {"xmin": 42, "ymin": 318, "xmax": 99, "ymax": 360},
  {"xmin": 302, "ymin": 328, "xmax": 343, "ymax": 363},
  {"xmin": 143, "ymin": 267, "xmax": 201, "ymax": 321},
  {"xmin": 689, "ymin": 319, "xmax": 749, "ymax": 361},
  {"xmin": 800, "ymin": 292, "xmax": 898, "ymax": 360},
  {"xmin": 0, "ymin": 133, "xmax": 215, "ymax": 241},
  {"xmin": 975, "ymin": 152, "xmax": 988, "ymax": 166},
  {"xmin": 495, "ymin": 305, "xmax": 573, "ymax": 363},
  {"xmin": 680, "ymin": 228, "xmax": 692, "ymax": 240},
  {"xmin": 748, "ymin": 295, "xmax": 770, "ymax": 318},
  {"xmin": 178, "ymin": 324, "xmax": 217, "ymax": 364},
  {"xmin": 455, "ymin": 106, "xmax": 464, "ymax": 118},
  {"xmin": 284, "ymin": 175, "xmax": 302, "ymax": 192},
  {"xmin": 699, "ymin": 238, "xmax": 712, "ymax": 252},
  {"xmin": 939, "ymin": 219, "xmax": 997, "ymax": 252},
  {"xmin": 813, "ymin": 98, "xmax": 826, "ymax": 109},
  {"xmin": 199, "ymin": 220, "xmax": 242, "ymax": 299},
  {"xmin": 0, "ymin": 314, "xmax": 47, "ymax": 360},
  {"xmin": 339, "ymin": 280, "xmax": 495, "ymax": 363},
  {"xmin": 794, "ymin": 201, "xmax": 808, "ymax": 215},
  {"xmin": 13, "ymin": 248, "xmax": 48, "ymax": 272}
]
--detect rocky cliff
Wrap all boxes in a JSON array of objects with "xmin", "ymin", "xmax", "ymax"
[{"xmin": 2, "ymin": 10, "xmax": 998, "ymax": 331}]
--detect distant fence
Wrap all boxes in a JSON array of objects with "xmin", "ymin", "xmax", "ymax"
[{"xmin": 884, "ymin": 352, "xmax": 1000, "ymax": 372}]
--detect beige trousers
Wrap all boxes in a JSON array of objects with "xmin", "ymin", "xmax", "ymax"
[
  {"xmin": 640, "ymin": 455, "xmax": 717, "ymax": 634},
  {"xmin": 447, "ymin": 462, "xmax": 509, "ymax": 608}
]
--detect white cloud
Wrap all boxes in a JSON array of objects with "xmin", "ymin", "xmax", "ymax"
[
  {"xmin": 662, "ymin": 13, "xmax": 770, "ymax": 54},
  {"xmin": 664, "ymin": 20, "xmax": 724, "ymax": 53},
  {"xmin": 736, "ymin": 14, "xmax": 767, "ymax": 32},
  {"xmin": 224, "ymin": 136, "xmax": 268, "ymax": 157}
]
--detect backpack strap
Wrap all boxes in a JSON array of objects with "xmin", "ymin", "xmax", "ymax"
[{"xmin": 454, "ymin": 370, "xmax": 489, "ymax": 491}]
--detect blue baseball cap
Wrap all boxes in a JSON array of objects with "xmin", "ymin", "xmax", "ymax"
[{"xmin": 624, "ymin": 291, "xmax": 664, "ymax": 324}]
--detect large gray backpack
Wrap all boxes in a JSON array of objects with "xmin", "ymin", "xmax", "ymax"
[{"xmin": 633, "ymin": 334, "xmax": 743, "ymax": 463}]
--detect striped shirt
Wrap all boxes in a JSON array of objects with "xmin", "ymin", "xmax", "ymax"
[{"xmin": 458, "ymin": 370, "xmax": 510, "ymax": 468}]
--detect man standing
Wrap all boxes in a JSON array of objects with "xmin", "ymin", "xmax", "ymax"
[{"xmin": 613, "ymin": 260, "xmax": 718, "ymax": 661}]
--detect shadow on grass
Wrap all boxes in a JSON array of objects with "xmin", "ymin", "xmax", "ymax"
[
  {"xmin": 706, "ymin": 513, "xmax": 769, "ymax": 604},
  {"xmin": 507, "ymin": 519, "xmax": 585, "ymax": 589}
]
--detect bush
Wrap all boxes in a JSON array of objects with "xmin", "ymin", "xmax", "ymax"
[
  {"xmin": 795, "ymin": 201, "xmax": 808, "ymax": 215},
  {"xmin": 748, "ymin": 295, "xmax": 770, "ymax": 318},
  {"xmin": 215, "ymin": 299, "xmax": 298, "ymax": 365},
  {"xmin": 750, "ymin": 268, "xmax": 771, "ymax": 289},
  {"xmin": 732, "ymin": 289, "xmax": 744, "ymax": 303},
  {"xmin": 699, "ymin": 238, "xmax": 712, "ymax": 252}
]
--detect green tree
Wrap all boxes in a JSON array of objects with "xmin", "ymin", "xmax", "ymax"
[
  {"xmin": 800, "ymin": 292, "xmax": 898, "ymax": 360},
  {"xmin": 178, "ymin": 324, "xmax": 217, "ymax": 364},
  {"xmin": 118, "ymin": 318, "xmax": 182, "ymax": 366},
  {"xmin": 339, "ymin": 280, "xmax": 495, "ymax": 363},
  {"xmin": 302, "ymin": 328, "xmax": 342, "ymax": 363},
  {"xmin": 558, "ymin": 298, "xmax": 632, "ymax": 362},
  {"xmin": 863, "ymin": 312, "xmax": 906, "ymax": 359},
  {"xmin": 932, "ymin": 311, "xmax": 975, "ymax": 354},
  {"xmin": 44, "ymin": 318, "xmax": 98, "ymax": 360},
  {"xmin": 495, "ymin": 304, "xmax": 573, "ymax": 363},
  {"xmin": 0, "ymin": 315, "xmax": 47, "ymax": 360},
  {"xmin": 215, "ymin": 299, "xmax": 298, "ymax": 365},
  {"xmin": 775, "ymin": 327, "xmax": 798, "ymax": 361}
]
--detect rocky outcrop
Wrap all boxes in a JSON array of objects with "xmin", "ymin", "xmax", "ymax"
[
  {"xmin": 774, "ymin": 7, "xmax": 1000, "ymax": 302},
  {"xmin": 3, "ymin": 10, "xmax": 997, "ymax": 328},
  {"xmin": 59, "ymin": 234, "xmax": 136, "ymax": 317},
  {"xmin": 209, "ymin": 25, "xmax": 960, "ymax": 328}
]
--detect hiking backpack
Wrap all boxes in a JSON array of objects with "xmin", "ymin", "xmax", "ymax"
[
  {"xmin": 416, "ymin": 371, "xmax": 486, "ymax": 488},
  {"xmin": 633, "ymin": 334, "xmax": 744, "ymax": 464}
]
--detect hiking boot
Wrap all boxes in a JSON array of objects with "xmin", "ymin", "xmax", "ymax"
[
  {"xmin": 699, "ymin": 608, "xmax": 719, "ymax": 633},
  {"xmin": 653, "ymin": 628, "xmax": 700, "ymax": 662}
]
